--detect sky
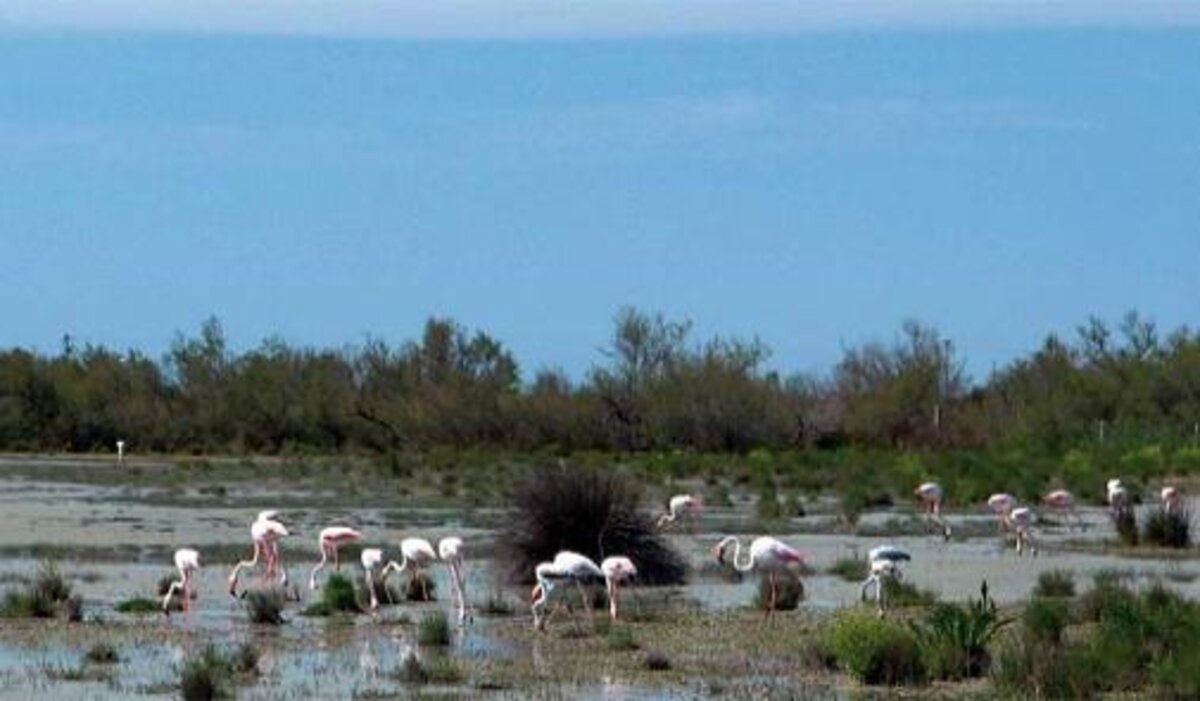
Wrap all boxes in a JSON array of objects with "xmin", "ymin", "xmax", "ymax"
[{"xmin": 1, "ymin": 3, "xmax": 1198, "ymax": 383}]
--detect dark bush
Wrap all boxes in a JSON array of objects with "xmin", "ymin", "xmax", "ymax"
[
  {"xmin": 753, "ymin": 574, "xmax": 804, "ymax": 611},
  {"xmin": 910, "ymin": 584, "xmax": 1010, "ymax": 680},
  {"xmin": 644, "ymin": 651, "xmax": 671, "ymax": 670},
  {"xmin": 1115, "ymin": 506, "xmax": 1139, "ymax": 546},
  {"xmin": 243, "ymin": 589, "xmax": 286, "ymax": 625},
  {"xmin": 500, "ymin": 464, "xmax": 686, "ymax": 585},
  {"xmin": 1023, "ymin": 599, "xmax": 1072, "ymax": 645},
  {"xmin": 1143, "ymin": 505, "xmax": 1192, "ymax": 549},
  {"xmin": 303, "ymin": 573, "xmax": 360, "ymax": 616},
  {"xmin": 180, "ymin": 645, "xmax": 229, "ymax": 701},
  {"xmin": 417, "ymin": 612, "xmax": 451, "ymax": 646},
  {"xmin": 84, "ymin": 642, "xmax": 119, "ymax": 664}
]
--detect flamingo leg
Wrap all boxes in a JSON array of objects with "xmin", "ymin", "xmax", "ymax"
[
  {"xmin": 229, "ymin": 542, "xmax": 262, "ymax": 596},
  {"xmin": 309, "ymin": 542, "xmax": 330, "ymax": 591}
]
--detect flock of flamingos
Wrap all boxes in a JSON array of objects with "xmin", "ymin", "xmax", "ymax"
[{"xmin": 158, "ymin": 480, "xmax": 1185, "ymax": 628}]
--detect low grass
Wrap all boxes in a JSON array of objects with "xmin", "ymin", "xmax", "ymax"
[
  {"xmin": 1, "ymin": 561, "xmax": 73, "ymax": 619},
  {"xmin": 417, "ymin": 611, "xmax": 451, "ymax": 646},
  {"xmin": 395, "ymin": 652, "xmax": 465, "ymax": 685},
  {"xmin": 1033, "ymin": 569, "xmax": 1076, "ymax": 598},
  {"xmin": 178, "ymin": 643, "xmax": 259, "ymax": 701},
  {"xmin": 605, "ymin": 626, "xmax": 639, "ymax": 651}
]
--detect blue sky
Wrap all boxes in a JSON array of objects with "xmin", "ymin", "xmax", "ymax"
[{"xmin": 1, "ymin": 3, "xmax": 1198, "ymax": 382}]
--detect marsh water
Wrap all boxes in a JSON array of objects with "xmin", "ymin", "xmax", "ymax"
[{"xmin": 1, "ymin": 456, "xmax": 1196, "ymax": 699}]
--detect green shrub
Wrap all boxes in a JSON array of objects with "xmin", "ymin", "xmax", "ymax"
[
  {"xmin": 1, "ymin": 588, "xmax": 56, "ymax": 618},
  {"xmin": 242, "ymin": 589, "xmax": 286, "ymax": 625},
  {"xmin": 1034, "ymin": 569, "xmax": 1076, "ymax": 598},
  {"xmin": 396, "ymin": 652, "xmax": 463, "ymax": 684},
  {"xmin": 417, "ymin": 611, "xmax": 451, "ymax": 646},
  {"xmin": 911, "ymin": 584, "xmax": 1010, "ymax": 680},
  {"xmin": 1023, "ymin": 598, "xmax": 1072, "ymax": 645},
  {"xmin": 882, "ymin": 577, "xmax": 938, "ymax": 608},
  {"xmin": 1079, "ymin": 574, "xmax": 1139, "ymax": 623},
  {"xmin": 1143, "ymin": 506, "xmax": 1192, "ymax": 549},
  {"xmin": 828, "ymin": 609, "xmax": 927, "ymax": 686},
  {"xmin": 115, "ymin": 597, "xmax": 160, "ymax": 614},
  {"xmin": 303, "ymin": 573, "xmax": 359, "ymax": 616}
]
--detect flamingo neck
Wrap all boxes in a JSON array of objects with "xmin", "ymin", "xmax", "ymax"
[{"xmin": 722, "ymin": 537, "xmax": 753, "ymax": 572}]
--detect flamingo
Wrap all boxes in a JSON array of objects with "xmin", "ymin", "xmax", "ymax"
[
  {"xmin": 1043, "ymin": 489, "xmax": 1080, "ymax": 531},
  {"xmin": 309, "ymin": 526, "xmax": 364, "ymax": 591},
  {"xmin": 116, "ymin": 439, "xmax": 125, "ymax": 465},
  {"xmin": 656, "ymin": 494, "xmax": 703, "ymax": 529},
  {"xmin": 361, "ymin": 548, "xmax": 389, "ymax": 612},
  {"xmin": 530, "ymin": 550, "xmax": 604, "ymax": 631},
  {"xmin": 1161, "ymin": 486, "xmax": 1182, "ymax": 515},
  {"xmin": 859, "ymin": 545, "xmax": 910, "ymax": 616},
  {"xmin": 986, "ymin": 493, "xmax": 1018, "ymax": 533},
  {"xmin": 713, "ymin": 536, "xmax": 805, "ymax": 618},
  {"xmin": 381, "ymin": 537, "xmax": 437, "ymax": 602},
  {"xmin": 1009, "ymin": 507, "xmax": 1038, "ymax": 556},
  {"xmin": 600, "ymin": 556, "xmax": 637, "ymax": 623},
  {"xmin": 162, "ymin": 548, "xmax": 201, "ymax": 615},
  {"xmin": 914, "ymin": 482, "xmax": 952, "ymax": 540},
  {"xmin": 438, "ymin": 537, "xmax": 470, "ymax": 625},
  {"xmin": 229, "ymin": 510, "xmax": 291, "ymax": 597},
  {"xmin": 1107, "ymin": 479, "xmax": 1130, "ymax": 519}
]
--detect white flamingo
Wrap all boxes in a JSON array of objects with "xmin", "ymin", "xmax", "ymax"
[
  {"xmin": 381, "ymin": 537, "xmax": 438, "ymax": 601},
  {"xmin": 229, "ymin": 510, "xmax": 291, "ymax": 596},
  {"xmin": 1009, "ymin": 507, "xmax": 1038, "ymax": 556},
  {"xmin": 438, "ymin": 537, "xmax": 470, "ymax": 625},
  {"xmin": 712, "ymin": 536, "xmax": 806, "ymax": 618},
  {"xmin": 1161, "ymin": 486, "xmax": 1182, "ymax": 515},
  {"xmin": 859, "ymin": 545, "xmax": 910, "ymax": 616},
  {"xmin": 1107, "ymin": 479, "xmax": 1130, "ymax": 520},
  {"xmin": 361, "ymin": 547, "xmax": 389, "ymax": 612},
  {"xmin": 163, "ymin": 548, "xmax": 201, "ymax": 615},
  {"xmin": 531, "ymin": 551, "xmax": 604, "ymax": 631},
  {"xmin": 656, "ymin": 494, "xmax": 703, "ymax": 529},
  {"xmin": 914, "ymin": 482, "xmax": 951, "ymax": 540},
  {"xmin": 986, "ymin": 493, "xmax": 1018, "ymax": 533}
]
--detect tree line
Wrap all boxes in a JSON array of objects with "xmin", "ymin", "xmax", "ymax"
[{"xmin": 1, "ymin": 309, "xmax": 1197, "ymax": 456}]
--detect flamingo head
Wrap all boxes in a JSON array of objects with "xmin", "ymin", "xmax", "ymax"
[
  {"xmin": 530, "ymin": 584, "xmax": 543, "ymax": 605},
  {"xmin": 712, "ymin": 542, "xmax": 728, "ymax": 565}
]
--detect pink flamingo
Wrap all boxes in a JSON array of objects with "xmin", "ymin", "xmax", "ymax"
[
  {"xmin": 309, "ymin": 526, "xmax": 364, "ymax": 591},
  {"xmin": 1009, "ymin": 507, "xmax": 1038, "ymax": 556},
  {"xmin": 162, "ymin": 548, "xmax": 201, "ymax": 615},
  {"xmin": 600, "ymin": 556, "xmax": 637, "ymax": 623},
  {"xmin": 1161, "ymin": 486, "xmax": 1182, "ymax": 515},
  {"xmin": 229, "ymin": 510, "xmax": 291, "ymax": 596},
  {"xmin": 914, "ymin": 482, "xmax": 952, "ymax": 540},
  {"xmin": 381, "ymin": 537, "xmax": 438, "ymax": 601},
  {"xmin": 438, "ymin": 537, "xmax": 470, "ymax": 625},
  {"xmin": 1043, "ymin": 489, "xmax": 1080, "ymax": 531},
  {"xmin": 986, "ymin": 493, "xmax": 1018, "ymax": 533},
  {"xmin": 656, "ymin": 494, "xmax": 703, "ymax": 529},
  {"xmin": 713, "ymin": 535, "xmax": 806, "ymax": 618},
  {"xmin": 531, "ymin": 550, "xmax": 604, "ymax": 631}
]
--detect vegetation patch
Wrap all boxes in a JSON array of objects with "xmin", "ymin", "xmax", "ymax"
[
  {"xmin": 500, "ymin": 463, "xmax": 686, "ymax": 585},
  {"xmin": 303, "ymin": 573, "xmax": 360, "ymax": 616},
  {"xmin": 242, "ymin": 588, "xmax": 286, "ymax": 625},
  {"xmin": 1143, "ymin": 505, "xmax": 1192, "ymax": 549},
  {"xmin": 1033, "ymin": 569, "xmax": 1076, "ymax": 598},
  {"xmin": 417, "ymin": 611, "xmax": 451, "ymax": 646},
  {"xmin": 827, "ymin": 609, "xmax": 927, "ymax": 686}
]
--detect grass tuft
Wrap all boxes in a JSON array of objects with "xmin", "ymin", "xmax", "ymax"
[
  {"xmin": 417, "ymin": 611, "xmax": 451, "ymax": 646},
  {"xmin": 1033, "ymin": 569, "xmax": 1076, "ymax": 599},
  {"xmin": 84, "ymin": 642, "xmax": 120, "ymax": 665},
  {"xmin": 242, "ymin": 588, "xmax": 286, "ymax": 625}
]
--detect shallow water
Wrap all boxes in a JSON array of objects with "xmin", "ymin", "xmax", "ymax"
[{"xmin": 1, "ymin": 458, "xmax": 1197, "ymax": 699}]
